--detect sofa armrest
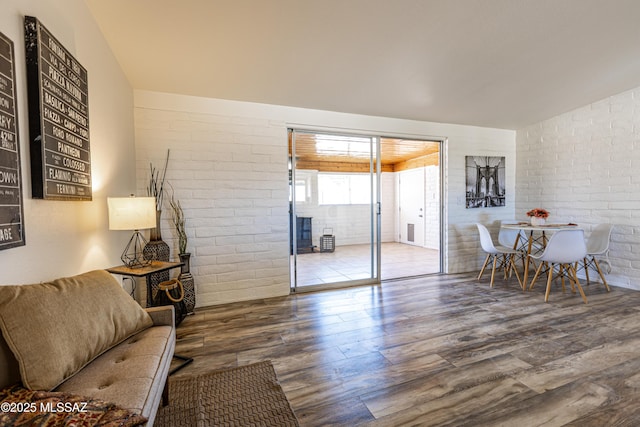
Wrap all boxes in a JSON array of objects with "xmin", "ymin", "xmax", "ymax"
[{"xmin": 145, "ymin": 306, "xmax": 175, "ymax": 328}]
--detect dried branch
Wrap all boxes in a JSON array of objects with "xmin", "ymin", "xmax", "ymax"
[
  {"xmin": 168, "ymin": 184, "xmax": 187, "ymax": 254},
  {"xmin": 147, "ymin": 149, "xmax": 170, "ymax": 211}
]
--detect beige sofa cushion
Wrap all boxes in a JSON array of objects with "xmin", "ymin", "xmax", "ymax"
[
  {"xmin": 56, "ymin": 324, "xmax": 175, "ymax": 424},
  {"xmin": 0, "ymin": 270, "xmax": 153, "ymax": 391}
]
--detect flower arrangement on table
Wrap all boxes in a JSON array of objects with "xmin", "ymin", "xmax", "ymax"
[
  {"xmin": 526, "ymin": 208, "xmax": 549, "ymax": 226},
  {"xmin": 526, "ymin": 208, "xmax": 549, "ymax": 219}
]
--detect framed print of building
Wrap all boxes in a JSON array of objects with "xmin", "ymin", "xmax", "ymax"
[{"xmin": 465, "ymin": 156, "xmax": 505, "ymax": 208}]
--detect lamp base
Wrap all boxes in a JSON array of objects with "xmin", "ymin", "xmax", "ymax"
[{"xmin": 122, "ymin": 231, "xmax": 152, "ymax": 268}]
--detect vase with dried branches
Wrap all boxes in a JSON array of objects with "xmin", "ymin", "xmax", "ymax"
[
  {"xmin": 169, "ymin": 186, "xmax": 187, "ymax": 254},
  {"xmin": 146, "ymin": 149, "xmax": 170, "ymax": 241},
  {"xmin": 169, "ymin": 186, "xmax": 195, "ymax": 313},
  {"xmin": 143, "ymin": 149, "xmax": 171, "ymax": 303}
]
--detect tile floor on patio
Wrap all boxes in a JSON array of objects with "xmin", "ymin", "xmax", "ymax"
[{"xmin": 293, "ymin": 242, "xmax": 440, "ymax": 287}]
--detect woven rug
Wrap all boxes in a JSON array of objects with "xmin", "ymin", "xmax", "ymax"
[{"xmin": 155, "ymin": 360, "xmax": 299, "ymax": 427}]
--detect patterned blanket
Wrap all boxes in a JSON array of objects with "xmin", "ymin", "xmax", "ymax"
[{"xmin": 0, "ymin": 384, "xmax": 146, "ymax": 426}]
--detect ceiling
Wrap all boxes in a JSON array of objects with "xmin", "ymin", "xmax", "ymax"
[
  {"xmin": 84, "ymin": 0, "xmax": 640, "ymax": 130},
  {"xmin": 290, "ymin": 132, "xmax": 439, "ymax": 172}
]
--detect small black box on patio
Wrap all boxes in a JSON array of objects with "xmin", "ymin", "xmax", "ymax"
[{"xmin": 320, "ymin": 228, "xmax": 335, "ymax": 253}]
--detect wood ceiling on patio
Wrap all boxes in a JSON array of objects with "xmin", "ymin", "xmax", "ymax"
[{"xmin": 290, "ymin": 132, "xmax": 440, "ymax": 173}]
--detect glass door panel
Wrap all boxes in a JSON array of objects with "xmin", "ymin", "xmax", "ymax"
[
  {"xmin": 290, "ymin": 130, "xmax": 380, "ymax": 291},
  {"xmin": 380, "ymin": 137, "xmax": 442, "ymax": 279}
]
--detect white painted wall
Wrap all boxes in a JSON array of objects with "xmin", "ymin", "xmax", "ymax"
[
  {"xmin": 3, "ymin": 0, "xmax": 635, "ymax": 300},
  {"xmin": 295, "ymin": 166, "xmax": 437, "ymax": 250},
  {"xmin": 1, "ymin": 0, "xmax": 136, "ymax": 284},
  {"xmin": 516, "ymin": 87, "xmax": 640, "ymax": 289},
  {"xmin": 294, "ymin": 170, "xmax": 395, "ymax": 247},
  {"xmin": 134, "ymin": 90, "xmax": 517, "ymax": 306},
  {"xmin": 425, "ymin": 165, "xmax": 440, "ymax": 249},
  {"xmin": 381, "ymin": 172, "xmax": 396, "ymax": 243}
]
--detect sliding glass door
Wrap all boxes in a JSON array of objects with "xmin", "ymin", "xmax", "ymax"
[{"xmin": 289, "ymin": 129, "xmax": 381, "ymax": 291}]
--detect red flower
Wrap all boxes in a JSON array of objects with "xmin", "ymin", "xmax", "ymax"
[{"xmin": 526, "ymin": 208, "xmax": 549, "ymax": 219}]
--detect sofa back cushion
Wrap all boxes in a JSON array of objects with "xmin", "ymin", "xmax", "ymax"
[{"xmin": 0, "ymin": 270, "xmax": 153, "ymax": 390}]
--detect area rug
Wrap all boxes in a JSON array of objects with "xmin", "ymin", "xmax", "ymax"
[{"xmin": 155, "ymin": 360, "xmax": 299, "ymax": 427}]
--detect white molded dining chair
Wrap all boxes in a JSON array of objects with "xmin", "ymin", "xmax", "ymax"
[
  {"xmin": 528, "ymin": 229, "xmax": 588, "ymax": 304},
  {"xmin": 476, "ymin": 224, "xmax": 523, "ymax": 289},
  {"xmin": 498, "ymin": 221, "xmax": 527, "ymax": 248},
  {"xmin": 498, "ymin": 221, "xmax": 527, "ymax": 268},
  {"xmin": 580, "ymin": 223, "xmax": 612, "ymax": 291}
]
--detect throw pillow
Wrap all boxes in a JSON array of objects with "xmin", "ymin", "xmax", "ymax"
[{"xmin": 0, "ymin": 270, "xmax": 153, "ymax": 390}]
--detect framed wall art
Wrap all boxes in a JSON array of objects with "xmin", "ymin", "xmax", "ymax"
[
  {"xmin": 0, "ymin": 31, "xmax": 26, "ymax": 250},
  {"xmin": 24, "ymin": 16, "xmax": 92, "ymax": 201},
  {"xmin": 465, "ymin": 156, "xmax": 505, "ymax": 208}
]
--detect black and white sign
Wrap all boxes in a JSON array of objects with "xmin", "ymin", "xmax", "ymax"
[
  {"xmin": 25, "ymin": 16, "xmax": 91, "ymax": 201},
  {"xmin": 0, "ymin": 31, "xmax": 25, "ymax": 250},
  {"xmin": 465, "ymin": 156, "xmax": 506, "ymax": 209}
]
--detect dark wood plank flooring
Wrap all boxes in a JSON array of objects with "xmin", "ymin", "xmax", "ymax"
[{"xmin": 171, "ymin": 272, "xmax": 640, "ymax": 426}]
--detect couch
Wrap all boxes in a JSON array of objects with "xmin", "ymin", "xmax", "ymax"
[{"xmin": 0, "ymin": 270, "xmax": 176, "ymax": 426}]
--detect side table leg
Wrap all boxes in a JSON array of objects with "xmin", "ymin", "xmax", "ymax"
[{"xmin": 169, "ymin": 354, "xmax": 194, "ymax": 375}]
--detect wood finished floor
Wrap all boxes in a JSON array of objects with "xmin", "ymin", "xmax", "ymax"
[{"xmin": 170, "ymin": 272, "xmax": 640, "ymax": 426}]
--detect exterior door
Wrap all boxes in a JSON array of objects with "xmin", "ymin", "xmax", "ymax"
[{"xmin": 399, "ymin": 168, "xmax": 425, "ymax": 246}]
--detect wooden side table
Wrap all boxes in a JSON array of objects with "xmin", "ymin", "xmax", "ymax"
[
  {"xmin": 107, "ymin": 261, "xmax": 183, "ymax": 307},
  {"xmin": 107, "ymin": 260, "xmax": 193, "ymax": 375}
]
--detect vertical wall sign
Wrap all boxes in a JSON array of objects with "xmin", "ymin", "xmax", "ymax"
[
  {"xmin": 0, "ymin": 31, "xmax": 25, "ymax": 250},
  {"xmin": 24, "ymin": 16, "xmax": 91, "ymax": 201}
]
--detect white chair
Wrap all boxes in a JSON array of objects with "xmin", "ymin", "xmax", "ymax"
[
  {"xmin": 498, "ymin": 221, "xmax": 528, "ymax": 268},
  {"xmin": 476, "ymin": 224, "xmax": 523, "ymax": 289},
  {"xmin": 528, "ymin": 229, "xmax": 588, "ymax": 304},
  {"xmin": 498, "ymin": 221, "xmax": 526, "ymax": 249},
  {"xmin": 580, "ymin": 224, "xmax": 612, "ymax": 291}
]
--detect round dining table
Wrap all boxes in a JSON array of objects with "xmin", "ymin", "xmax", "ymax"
[{"xmin": 501, "ymin": 222, "xmax": 581, "ymax": 289}]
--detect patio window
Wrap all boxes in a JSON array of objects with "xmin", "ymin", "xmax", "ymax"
[{"xmin": 318, "ymin": 173, "xmax": 372, "ymax": 205}]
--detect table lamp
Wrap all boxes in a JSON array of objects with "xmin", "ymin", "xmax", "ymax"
[{"xmin": 108, "ymin": 196, "xmax": 156, "ymax": 268}]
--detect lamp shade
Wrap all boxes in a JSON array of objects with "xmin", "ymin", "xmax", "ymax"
[{"xmin": 108, "ymin": 197, "xmax": 156, "ymax": 231}]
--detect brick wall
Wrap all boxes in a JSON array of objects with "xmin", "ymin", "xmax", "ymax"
[
  {"xmin": 135, "ymin": 108, "xmax": 290, "ymax": 307},
  {"xmin": 134, "ymin": 90, "xmax": 517, "ymax": 306},
  {"xmin": 446, "ymin": 134, "xmax": 518, "ymax": 274},
  {"xmin": 516, "ymin": 87, "xmax": 640, "ymax": 289}
]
